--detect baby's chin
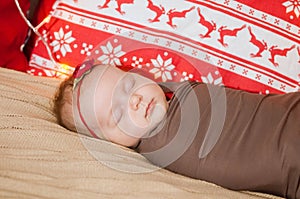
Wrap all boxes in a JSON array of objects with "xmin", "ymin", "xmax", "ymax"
[
  {"xmin": 148, "ymin": 103, "xmax": 167, "ymax": 126},
  {"xmin": 143, "ymin": 103, "xmax": 167, "ymax": 134}
]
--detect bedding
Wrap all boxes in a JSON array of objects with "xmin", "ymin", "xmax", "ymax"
[
  {"xmin": 27, "ymin": 0, "xmax": 300, "ymax": 94},
  {"xmin": 0, "ymin": 0, "xmax": 30, "ymax": 72},
  {"xmin": 0, "ymin": 67, "xmax": 284, "ymax": 198}
]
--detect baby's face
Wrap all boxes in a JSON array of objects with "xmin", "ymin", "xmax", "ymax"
[{"xmin": 92, "ymin": 66, "xmax": 168, "ymax": 147}]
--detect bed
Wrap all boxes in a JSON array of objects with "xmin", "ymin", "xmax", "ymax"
[
  {"xmin": 0, "ymin": 67, "xmax": 283, "ymax": 198},
  {"xmin": 0, "ymin": 0, "xmax": 298, "ymax": 198}
]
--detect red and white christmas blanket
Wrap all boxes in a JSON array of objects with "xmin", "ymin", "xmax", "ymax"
[{"xmin": 28, "ymin": 0, "xmax": 300, "ymax": 94}]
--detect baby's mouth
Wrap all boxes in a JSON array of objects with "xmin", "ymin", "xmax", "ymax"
[{"xmin": 145, "ymin": 98, "xmax": 155, "ymax": 118}]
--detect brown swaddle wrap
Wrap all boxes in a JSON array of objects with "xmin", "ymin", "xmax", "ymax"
[{"xmin": 136, "ymin": 82, "xmax": 300, "ymax": 199}]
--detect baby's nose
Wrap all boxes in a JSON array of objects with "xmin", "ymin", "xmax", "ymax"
[{"xmin": 129, "ymin": 94, "xmax": 143, "ymax": 110}]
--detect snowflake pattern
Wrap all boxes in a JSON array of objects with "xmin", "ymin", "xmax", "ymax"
[
  {"xmin": 149, "ymin": 55, "xmax": 175, "ymax": 82},
  {"xmin": 201, "ymin": 72, "xmax": 223, "ymax": 85},
  {"xmin": 282, "ymin": 0, "xmax": 300, "ymax": 18},
  {"xmin": 131, "ymin": 56, "xmax": 144, "ymax": 68},
  {"xmin": 180, "ymin": 71, "xmax": 194, "ymax": 82},
  {"xmin": 50, "ymin": 27, "xmax": 75, "ymax": 57},
  {"xmin": 81, "ymin": 43, "xmax": 93, "ymax": 56},
  {"xmin": 97, "ymin": 41, "xmax": 125, "ymax": 66},
  {"xmin": 35, "ymin": 30, "xmax": 49, "ymax": 47}
]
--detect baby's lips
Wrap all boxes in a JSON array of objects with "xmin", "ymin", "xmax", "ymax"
[{"xmin": 145, "ymin": 99, "xmax": 155, "ymax": 118}]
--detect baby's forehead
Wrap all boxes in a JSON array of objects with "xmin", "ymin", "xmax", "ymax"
[
  {"xmin": 80, "ymin": 65, "xmax": 111, "ymax": 88},
  {"xmin": 72, "ymin": 64, "xmax": 111, "ymax": 140}
]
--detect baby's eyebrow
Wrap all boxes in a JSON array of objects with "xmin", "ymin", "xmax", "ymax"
[{"xmin": 107, "ymin": 109, "xmax": 116, "ymax": 128}]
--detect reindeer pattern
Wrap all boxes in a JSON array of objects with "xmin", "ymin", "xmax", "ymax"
[
  {"xmin": 166, "ymin": 6, "xmax": 195, "ymax": 28},
  {"xmin": 248, "ymin": 26, "xmax": 268, "ymax": 58},
  {"xmin": 217, "ymin": 24, "xmax": 246, "ymax": 47},
  {"xmin": 73, "ymin": 0, "xmax": 299, "ymax": 70},
  {"xmin": 197, "ymin": 7, "xmax": 216, "ymax": 39},
  {"xmin": 147, "ymin": 0, "xmax": 165, "ymax": 23},
  {"xmin": 268, "ymin": 45, "xmax": 295, "ymax": 67},
  {"xmin": 297, "ymin": 46, "xmax": 300, "ymax": 63},
  {"xmin": 98, "ymin": 0, "xmax": 134, "ymax": 15}
]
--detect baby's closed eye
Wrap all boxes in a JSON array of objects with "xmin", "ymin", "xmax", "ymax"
[
  {"xmin": 123, "ymin": 75, "xmax": 135, "ymax": 93},
  {"xmin": 111, "ymin": 108, "xmax": 123, "ymax": 125}
]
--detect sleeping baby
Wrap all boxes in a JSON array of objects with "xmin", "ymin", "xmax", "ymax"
[{"xmin": 54, "ymin": 62, "xmax": 300, "ymax": 199}]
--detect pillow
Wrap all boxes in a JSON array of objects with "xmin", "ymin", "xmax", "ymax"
[
  {"xmin": 0, "ymin": 0, "xmax": 30, "ymax": 72},
  {"xmin": 27, "ymin": 0, "xmax": 299, "ymax": 94}
]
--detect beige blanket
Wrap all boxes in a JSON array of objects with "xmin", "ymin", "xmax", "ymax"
[{"xmin": 0, "ymin": 68, "xmax": 282, "ymax": 199}]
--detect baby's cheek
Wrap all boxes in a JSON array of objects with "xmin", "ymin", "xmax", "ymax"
[
  {"xmin": 128, "ymin": 111, "xmax": 148, "ymax": 129},
  {"xmin": 112, "ymin": 111, "xmax": 148, "ymax": 139}
]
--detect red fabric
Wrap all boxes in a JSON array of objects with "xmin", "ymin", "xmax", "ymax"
[
  {"xmin": 0, "ymin": 0, "xmax": 30, "ymax": 72},
  {"xmin": 236, "ymin": 0, "xmax": 299, "ymax": 26},
  {"xmin": 27, "ymin": 0, "xmax": 300, "ymax": 94},
  {"xmin": 24, "ymin": 0, "xmax": 56, "ymax": 57}
]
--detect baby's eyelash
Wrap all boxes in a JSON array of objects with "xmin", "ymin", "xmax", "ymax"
[
  {"xmin": 124, "ymin": 76, "xmax": 135, "ymax": 93},
  {"xmin": 112, "ymin": 108, "xmax": 122, "ymax": 124},
  {"xmin": 107, "ymin": 110, "xmax": 116, "ymax": 127}
]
